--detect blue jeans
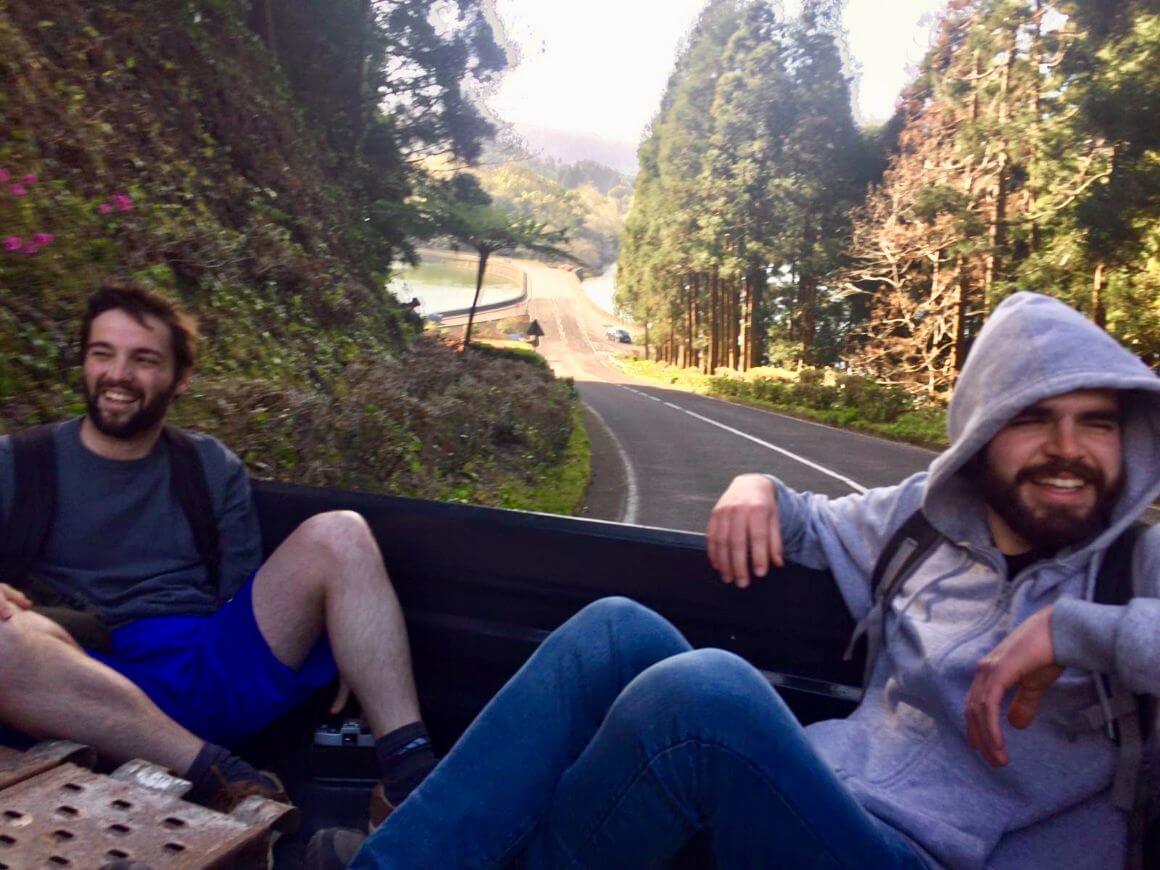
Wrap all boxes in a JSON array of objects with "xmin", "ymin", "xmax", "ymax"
[{"xmin": 353, "ymin": 598, "xmax": 926, "ymax": 869}]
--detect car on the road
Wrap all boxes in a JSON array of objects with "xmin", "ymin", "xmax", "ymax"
[{"xmin": 605, "ymin": 326, "xmax": 632, "ymax": 344}]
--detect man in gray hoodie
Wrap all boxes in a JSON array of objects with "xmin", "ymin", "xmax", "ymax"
[{"xmin": 344, "ymin": 291, "xmax": 1159, "ymax": 869}]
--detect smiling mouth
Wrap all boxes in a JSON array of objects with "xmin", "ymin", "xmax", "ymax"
[
  {"xmin": 100, "ymin": 388, "xmax": 141, "ymax": 407},
  {"xmin": 1033, "ymin": 476, "xmax": 1084, "ymax": 490}
]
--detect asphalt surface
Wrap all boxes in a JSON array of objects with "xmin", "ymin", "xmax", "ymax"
[{"xmin": 518, "ymin": 261, "xmax": 937, "ymax": 533}]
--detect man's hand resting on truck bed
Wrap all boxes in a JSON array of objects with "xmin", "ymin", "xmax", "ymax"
[
  {"xmin": 707, "ymin": 474, "xmax": 783, "ymax": 588},
  {"xmin": 0, "ymin": 582, "xmax": 32, "ymax": 621}
]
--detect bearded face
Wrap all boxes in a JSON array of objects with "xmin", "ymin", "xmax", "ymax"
[
  {"xmin": 81, "ymin": 309, "xmax": 188, "ymax": 443},
  {"xmin": 82, "ymin": 370, "xmax": 181, "ymax": 439},
  {"xmin": 980, "ymin": 390, "xmax": 1124, "ymax": 553}
]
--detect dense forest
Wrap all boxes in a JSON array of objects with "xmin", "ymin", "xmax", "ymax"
[
  {"xmin": 616, "ymin": 0, "xmax": 1159, "ymax": 402},
  {"xmin": 0, "ymin": 0, "xmax": 584, "ymax": 510}
]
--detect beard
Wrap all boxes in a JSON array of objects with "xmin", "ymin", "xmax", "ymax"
[
  {"xmin": 979, "ymin": 457, "xmax": 1121, "ymax": 553},
  {"xmin": 83, "ymin": 375, "xmax": 177, "ymax": 440}
]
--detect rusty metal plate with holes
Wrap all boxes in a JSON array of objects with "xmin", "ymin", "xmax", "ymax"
[
  {"xmin": 0, "ymin": 762, "xmax": 283, "ymax": 869},
  {"xmin": 0, "ymin": 743, "xmax": 96, "ymax": 793}
]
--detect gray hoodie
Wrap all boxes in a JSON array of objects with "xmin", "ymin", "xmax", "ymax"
[{"xmin": 773, "ymin": 292, "xmax": 1160, "ymax": 868}]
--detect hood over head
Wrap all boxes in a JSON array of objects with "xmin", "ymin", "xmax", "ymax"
[{"xmin": 923, "ymin": 292, "xmax": 1160, "ymax": 551}]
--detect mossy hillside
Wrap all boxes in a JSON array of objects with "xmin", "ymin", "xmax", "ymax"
[{"xmin": 0, "ymin": 0, "xmax": 587, "ymax": 511}]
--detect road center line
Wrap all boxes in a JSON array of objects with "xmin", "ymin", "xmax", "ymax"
[
  {"xmin": 550, "ymin": 297, "xmax": 568, "ymax": 343},
  {"xmin": 583, "ymin": 401, "xmax": 640, "ymax": 525},
  {"xmin": 621, "ymin": 387, "xmax": 867, "ymax": 494}
]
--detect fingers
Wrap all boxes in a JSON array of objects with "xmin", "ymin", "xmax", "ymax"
[
  {"xmin": 1008, "ymin": 664, "xmax": 1063, "ymax": 730},
  {"xmin": 706, "ymin": 475, "xmax": 780, "ymax": 587},
  {"xmin": 964, "ymin": 608, "xmax": 1062, "ymax": 766},
  {"xmin": 729, "ymin": 510, "xmax": 751, "ymax": 588},
  {"xmin": 0, "ymin": 583, "xmax": 31, "ymax": 610},
  {"xmin": 1007, "ymin": 686, "xmax": 1044, "ymax": 731},
  {"xmin": 965, "ymin": 658, "xmax": 1011, "ymax": 768},
  {"xmin": 769, "ymin": 512, "xmax": 784, "ymax": 569}
]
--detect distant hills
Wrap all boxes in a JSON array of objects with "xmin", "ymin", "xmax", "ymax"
[{"xmin": 514, "ymin": 125, "xmax": 639, "ymax": 176}]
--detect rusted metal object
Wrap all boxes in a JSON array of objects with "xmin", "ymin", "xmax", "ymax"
[
  {"xmin": 0, "ymin": 742, "xmax": 95, "ymax": 792},
  {"xmin": 0, "ymin": 752, "xmax": 297, "ymax": 869}
]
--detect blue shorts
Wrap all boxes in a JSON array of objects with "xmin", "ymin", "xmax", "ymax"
[{"xmin": 88, "ymin": 575, "xmax": 338, "ymax": 747}]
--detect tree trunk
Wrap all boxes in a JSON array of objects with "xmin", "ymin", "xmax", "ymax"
[
  {"xmin": 248, "ymin": 0, "xmax": 276, "ymax": 51},
  {"xmin": 732, "ymin": 279, "xmax": 742, "ymax": 370},
  {"xmin": 1092, "ymin": 260, "xmax": 1106, "ymax": 328},
  {"xmin": 685, "ymin": 275, "xmax": 692, "ymax": 366},
  {"xmin": 1026, "ymin": 0, "xmax": 1043, "ymax": 254},
  {"xmin": 350, "ymin": 0, "xmax": 373, "ymax": 160},
  {"xmin": 953, "ymin": 256, "xmax": 971, "ymax": 373},
  {"xmin": 709, "ymin": 267, "xmax": 720, "ymax": 372},
  {"xmin": 748, "ymin": 266, "xmax": 763, "ymax": 370},
  {"xmin": 984, "ymin": 42, "xmax": 1017, "ymax": 310},
  {"xmin": 464, "ymin": 250, "xmax": 490, "ymax": 347}
]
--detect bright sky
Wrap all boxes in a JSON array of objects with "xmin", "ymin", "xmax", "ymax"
[{"xmin": 487, "ymin": 0, "xmax": 948, "ymax": 168}]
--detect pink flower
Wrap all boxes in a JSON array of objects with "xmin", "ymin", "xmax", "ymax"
[
  {"xmin": 3, "ymin": 235, "xmax": 22, "ymax": 252},
  {"xmin": 21, "ymin": 243, "xmax": 39, "ymax": 255},
  {"xmin": 0, "ymin": 168, "xmax": 9, "ymax": 183},
  {"xmin": 9, "ymin": 184, "xmax": 27, "ymax": 197},
  {"xmin": 112, "ymin": 194, "xmax": 134, "ymax": 212},
  {"xmin": 20, "ymin": 174, "xmax": 37, "ymax": 185},
  {"xmin": 98, "ymin": 202, "xmax": 113, "ymax": 214},
  {"xmin": 32, "ymin": 232, "xmax": 54, "ymax": 246}
]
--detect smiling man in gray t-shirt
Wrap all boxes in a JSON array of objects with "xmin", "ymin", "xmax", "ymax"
[{"xmin": 0, "ymin": 281, "xmax": 435, "ymax": 816}]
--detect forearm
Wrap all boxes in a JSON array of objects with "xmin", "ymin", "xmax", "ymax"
[{"xmin": 1052, "ymin": 597, "xmax": 1160, "ymax": 696}]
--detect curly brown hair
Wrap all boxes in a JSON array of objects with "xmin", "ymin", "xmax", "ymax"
[{"xmin": 80, "ymin": 281, "xmax": 199, "ymax": 376}]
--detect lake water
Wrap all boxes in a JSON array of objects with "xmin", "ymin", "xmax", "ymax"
[
  {"xmin": 581, "ymin": 264, "xmax": 618, "ymax": 317},
  {"xmin": 389, "ymin": 261, "xmax": 523, "ymax": 315}
]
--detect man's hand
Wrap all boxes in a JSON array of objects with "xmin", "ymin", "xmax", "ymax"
[
  {"xmin": 0, "ymin": 583, "xmax": 32, "ymax": 621},
  {"xmin": 706, "ymin": 474, "xmax": 783, "ymax": 588},
  {"xmin": 965, "ymin": 605, "xmax": 1062, "ymax": 768}
]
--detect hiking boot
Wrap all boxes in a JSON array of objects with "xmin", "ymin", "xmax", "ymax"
[
  {"xmin": 305, "ymin": 827, "xmax": 369, "ymax": 870},
  {"xmin": 203, "ymin": 768, "xmax": 299, "ymax": 827}
]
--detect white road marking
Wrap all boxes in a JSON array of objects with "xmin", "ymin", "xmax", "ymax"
[
  {"xmin": 621, "ymin": 387, "xmax": 867, "ymax": 494},
  {"xmin": 583, "ymin": 402, "xmax": 640, "ymax": 525},
  {"xmin": 551, "ymin": 297, "xmax": 568, "ymax": 343}
]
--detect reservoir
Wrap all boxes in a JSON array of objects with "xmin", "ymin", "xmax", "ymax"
[{"xmin": 389, "ymin": 253, "xmax": 524, "ymax": 316}]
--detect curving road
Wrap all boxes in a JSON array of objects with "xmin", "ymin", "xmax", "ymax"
[{"xmin": 514, "ymin": 260, "xmax": 937, "ymax": 533}]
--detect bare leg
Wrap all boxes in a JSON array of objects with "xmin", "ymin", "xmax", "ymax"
[
  {"xmin": 251, "ymin": 510, "xmax": 420, "ymax": 736},
  {"xmin": 0, "ymin": 609, "xmax": 202, "ymax": 773}
]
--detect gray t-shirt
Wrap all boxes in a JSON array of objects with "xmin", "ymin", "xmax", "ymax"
[{"xmin": 0, "ymin": 418, "xmax": 262, "ymax": 626}]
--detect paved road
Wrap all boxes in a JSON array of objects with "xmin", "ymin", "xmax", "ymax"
[{"xmin": 518, "ymin": 261, "xmax": 936, "ymax": 533}]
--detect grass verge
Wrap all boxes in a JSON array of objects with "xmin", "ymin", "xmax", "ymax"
[
  {"xmin": 618, "ymin": 359, "xmax": 948, "ymax": 450},
  {"xmin": 486, "ymin": 402, "xmax": 591, "ymax": 515}
]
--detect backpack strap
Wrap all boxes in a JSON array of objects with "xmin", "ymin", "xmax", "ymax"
[
  {"xmin": 162, "ymin": 426, "xmax": 222, "ymax": 600},
  {"xmin": 1091, "ymin": 523, "xmax": 1151, "ymax": 869},
  {"xmin": 0, "ymin": 423, "xmax": 61, "ymax": 586},
  {"xmin": 844, "ymin": 509, "xmax": 942, "ymax": 688}
]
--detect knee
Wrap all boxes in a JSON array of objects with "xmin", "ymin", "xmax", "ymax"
[
  {"xmin": 616, "ymin": 649, "xmax": 780, "ymax": 730},
  {"xmin": 294, "ymin": 510, "xmax": 379, "ymax": 569},
  {"xmin": 573, "ymin": 596, "xmax": 675, "ymax": 636},
  {"xmin": 0, "ymin": 614, "xmax": 39, "ymax": 685},
  {"xmin": 553, "ymin": 598, "xmax": 690, "ymax": 674}
]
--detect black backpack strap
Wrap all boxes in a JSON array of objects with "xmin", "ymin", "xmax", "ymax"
[
  {"xmin": 871, "ymin": 509, "xmax": 942, "ymax": 598},
  {"xmin": 844, "ymin": 508, "xmax": 942, "ymax": 687},
  {"xmin": 162, "ymin": 426, "xmax": 222, "ymax": 599},
  {"xmin": 1082, "ymin": 522, "xmax": 1153, "ymax": 869},
  {"xmin": 1094, "ymin": 523, "xmax": 1146, "ymax": 605},
  {"xmin": 0, "ymin": 423, "xmax": 61, "ymax": 586}
]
